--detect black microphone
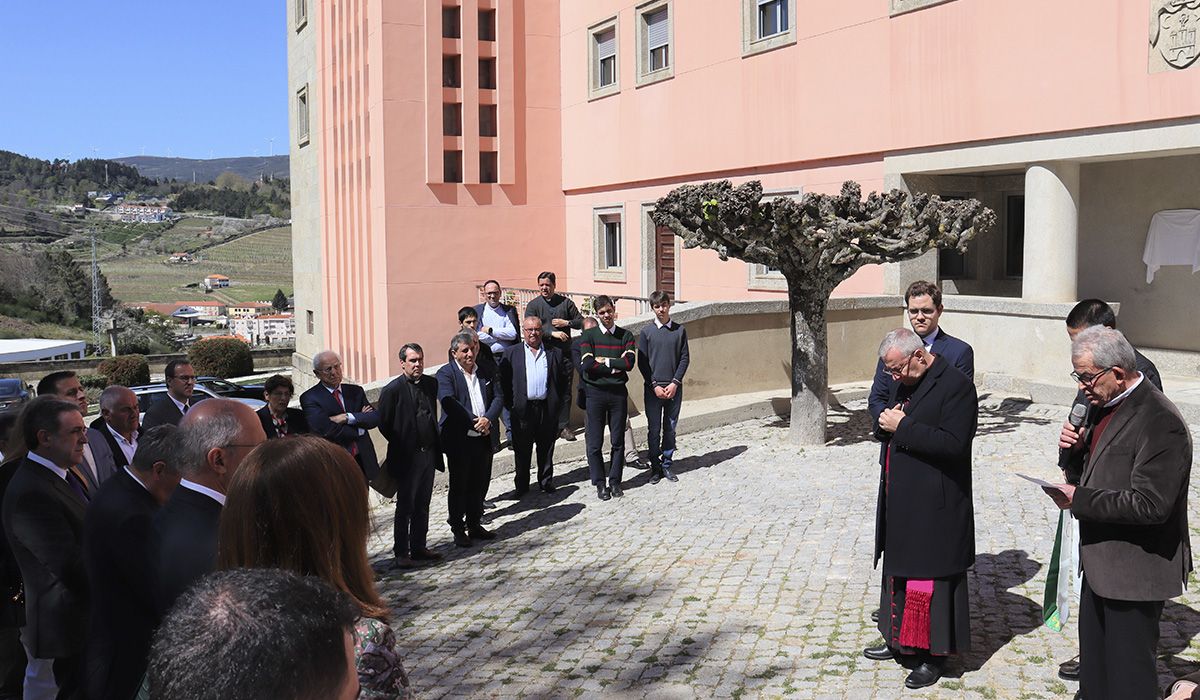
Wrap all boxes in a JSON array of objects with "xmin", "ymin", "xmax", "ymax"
[{"xmin": 1057, "ymin": 401, "xmax": 1089, "ymax": 470}]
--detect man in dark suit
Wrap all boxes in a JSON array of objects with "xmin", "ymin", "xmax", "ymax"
[
  {"xmin": 0, "ymin": 411, "xmax": 24, "ymax": 700},
  {"xmin": 2, "ymin": 397, "xmax": 91, "ymax": 699},
  {"xmin": 1047, "ymin": 326, "xmax": 1192, "ymax": 700},
  {"xmin": 155, "ymin": 400, "xmax": 265, "ymax": 615},
  {"xmin": 83, "ymin": 424, "xmax": 182, "ymax": 700},
  {"xmin": 868, "ymin": 280, "xmax": 974, "ymax": 422},
  {"xmin": 257, "ymin": 374, "xmax": 309, "ymax": 439},
  {"xmin": 300, "ymin": 351, "xmax": 380, "ymax": 482},
  {"xmin": 500, "ymin": 316, "xmax": 566, "ymax": 495},
  {"xmin": 1054, "ymin": 298, "xmax": 1163, "ymax": 684},
  {"xmin": 436, "ymin": 331, "xmax": 503, "ymax": 547},
  {"xmin": 87, "ymin": 385, "xmax": 141, "ymax": 486},
  {"xmin": 863, "ymin": 328, "xmax": 977, "ymax": 691},
  {"xmin": 38, "ymin": 371, "xmax": 106, "ymax": 497},
  {"xmin": 378, "ymin": 343, "xmax": 445, "ymax": 568},
  {"xmin": 141, "ymin": 360, "xmax": 202, "ymax": 432}
]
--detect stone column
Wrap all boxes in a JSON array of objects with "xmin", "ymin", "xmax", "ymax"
[{"xmin": 1022, "ymin": 162, "xmax": 1079, "ymax": 302}]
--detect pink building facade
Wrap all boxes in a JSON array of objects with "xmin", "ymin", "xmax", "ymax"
[{"xmin": 289, "ymin": 0, "xmax": 1200, "ymax": 386}]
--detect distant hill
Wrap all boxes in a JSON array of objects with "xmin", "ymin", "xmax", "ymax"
[{"xmin": 113, "ymin": 155, "xmax": 290, "ymax": 183}]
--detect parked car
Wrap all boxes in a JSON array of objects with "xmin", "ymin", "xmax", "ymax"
[
  {"xmin": 0, "ymin": 378, "xmax": 31, "ymax": 412},
  {"xmin": 196, "ymin": 376, "xmax": 267, "ymax": 401},
  {"xmin": 130, "ymin": 384, "xmax": 266, "ymax": 422}
]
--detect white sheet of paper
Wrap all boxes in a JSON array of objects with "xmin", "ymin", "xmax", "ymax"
[{"xmin": 1016, "ymin": 473, "xmax": 1058, "ymax": 489}]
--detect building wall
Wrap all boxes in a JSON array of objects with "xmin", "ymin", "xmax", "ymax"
[
  {"xmin": 1079, "ymin": 155, "xmax": 1200, "ymax": 353},
  {"xmin": 288, "ymin": 0, "xmax": 324, "ymax": 390}
]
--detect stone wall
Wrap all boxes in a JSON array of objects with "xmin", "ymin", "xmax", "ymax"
[{"xmin": 0, "ymin": 348, "xmax": 294, "ymax": 384}]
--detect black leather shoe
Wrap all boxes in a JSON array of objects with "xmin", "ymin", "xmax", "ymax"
[
  {"xmin": 391, "ymin": 556, "xmax": 418, "ymax": 569},
  {"xmin": 904, "ymin": 661, "xmax": 942, "ymax": 689},
  {"xmin": 862, "ymin": 644, "xmax": 894, "ymax": 661},
  {"xmin": 453, "ymin": 531, "xmax": 472, "ymax": 547},
  {"xmin": 610, "ymin": 483, "xmax": 624, "ymax": 498},
  {"xmin": 468, "ymin": 526, "xmax": 496, "ymax": 540},
  {"xmin": 1057, "ymin": 655, "xmax": 1080, "ymax": 681},
  {"xmin": 596, "ymin": 485, "xmax": 611, "ymax": 501},
  {"xmin": 663, "ymin": 467, "xmax": 678, "ymax": 482},
  {"xmin": 650, "ymin": 472, "xmax": 662, "ymax": 484},
  {"xmin": 559, "ymin": 428, "xmax": 576, "ymax": 441},
  {"xmin": 410, "ymin": 548, "xmax": 443, "ymax": 562},
  {"xmin": 871, "ymin": 608, "xmax": 880, "ymax": 623}
]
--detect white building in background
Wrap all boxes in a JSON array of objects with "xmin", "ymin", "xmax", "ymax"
[
  {"xmin": 0, "ymin": 339, "xmax": 87, "ymax": 363},
  {"xmin": 230, "ymin": 314, "xmax": 296, "ymax": 346}
]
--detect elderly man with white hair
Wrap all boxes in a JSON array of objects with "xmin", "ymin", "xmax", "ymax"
[
  {"xmin": 1047, "ymin": 325, "xmax": 1192, "ymax": 700},
  {"xmin": 863, "ymin": 327, "xmax": 978, "ymax": 691},
  {"xmin": 299, "ymin": 350, "xmax": 380, "ymax": 483}
]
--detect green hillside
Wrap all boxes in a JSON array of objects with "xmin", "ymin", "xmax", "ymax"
[{"xmin": 100, "ymin": 226, "xmax": 293, "ymax": 304}]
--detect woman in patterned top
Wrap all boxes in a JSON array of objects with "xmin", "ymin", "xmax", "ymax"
[{"xmin": 218, "ymin": 435, "xmax": 415, "ymax": 698}]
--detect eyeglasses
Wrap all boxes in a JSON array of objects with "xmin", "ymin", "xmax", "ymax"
[
  {"xmin": 523, "ymin": 327, "xmax": 542, "ymax": 334},
  {"xmin": 906, "ymin": 307, "xmax": 937, "ymax": 317},
  {"xmin": 884, "ymin": 351, "xmax": 917, "ymax": 378},
  {"xmin": 317, "ymin": 364, "xmax": 342, "ymax": 374},
  {"xmin": 1070, "ymin": 367, "xmax": 1113, "ymax": 386},
  {"xmin": 172, "ymin": 375, "xmax": 197, "ymax": 382}
]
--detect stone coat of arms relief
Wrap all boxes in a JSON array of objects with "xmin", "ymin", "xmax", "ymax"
[{"xmin": 1151, "ymin": 0, "xmax": 1200, "ymax": 71}]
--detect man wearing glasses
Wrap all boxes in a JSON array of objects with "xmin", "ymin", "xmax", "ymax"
[
  {"xmin": 143, "ymin": 360, "xmax": 203, "ymax": 431},
  {"xmin": 299, "ymin": 351, "xmax": 380, "ymax": 483},
  {"xmin": 499, "ymin": 316, "xmax": 568, "ymax": 496},
  {"xmin": 863, "ymin": 328, "xmax": 978, "ymax": 690},
  {"xmin": 1044, "ymin": 326, "xmax": 1191, "ymax": 700},
  {"xmin": 867, "ymin": 281, "xmax": 974, "ymax": 423}
]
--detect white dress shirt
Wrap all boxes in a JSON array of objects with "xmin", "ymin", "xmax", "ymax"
[
  {"xmin": 107, "ymin": 424, "xmax": 138, "ymax": 464},
  {"xmin": 25, "ymin": 451, "xmax": 67, "ymax": 480},
  {"xmin": 179, "ymin": 478, "xmax": 226, "ymax": 506},
  {"xmin": 325, "ymin": 383, "xmax": 364, "ymax": 434},
  {"xmin": 524, "ymin": 344, "xmax": 548, "ymax": 400},
  {"xmin": 462, "ymin": 366, "xmax": 487, "ymax": 436},
  {"xmin": 168, "ymin": 393, "xmax": 190, "ymax": 415},
  {"xmin": 124, "ymin": 466, "xmax": 152, "ymax": 494}
]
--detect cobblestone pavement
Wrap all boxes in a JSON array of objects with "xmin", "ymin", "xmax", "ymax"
[{"xmin": 367, "ymin": 397, "xmax": 1200, "ymax": 699}]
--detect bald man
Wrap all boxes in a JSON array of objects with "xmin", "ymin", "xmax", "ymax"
[{"xmin": 154, "ymin": 400, "xmax": 266, "ymax": 614}]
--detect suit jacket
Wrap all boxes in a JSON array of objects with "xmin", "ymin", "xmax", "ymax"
[
  {"xmin": 1070, "ymin": 380, "xmax": 1193, "ymax": 601},
  {"xmin": 0, "ymin": 458, "xmax": 25, "ymax": 630},
  {"xmin": 154, "ymin": 485, "xmax": 222, "ymax": 616},
  {"xmin": 868, "ymin": 327, "xmax": 974, "ymax": 421},
  {"xmin": 1, "ymin": 457, "xmax": 88, "ymax": 659},
  {"xmin": 140, "ymin": 394, "xmax": 204, "ymax": 432},
  {"xmin": 570, "ymin": 336, "xmax": 587, "ymax": 409},
  {"xmin": 873, "ymin": 357, "xmax": 977, "ymax": 579},
  {"xmin": 84, "ymin": 427, "xmax": 120, "ymax": 491},
  {"xmin": 256, "ymin": 405, "xmax": 310, "ymax": 439},
  {"xmin": 88, "ymin": 416, "xmax": 137, "ymax": 475},
  {"xmin": 83, "ymin": 467, "xmax": 160, "ymax": 700},
  {"xmin": 377, "ymin": 375, "xmax": 445, "ymax": 476},
  {"xmin": 473, "ymin": 302, "xmax": 520, "ymax": 351},
  {"xmin": 499, "ymin": 344, "xmax": 566, "ymax": 422},
  {"xmin": 435, "ymin": 361, "xmax": 502, "ymax": 455},
  {"xmin": 299, "ymin": 383, "xmax": 380, "ymax": 481}
]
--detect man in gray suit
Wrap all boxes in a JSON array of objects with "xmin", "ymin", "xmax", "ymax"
[{"xmin": 1047, "ymin": 326, "xmax": 1192, "ymax": 700}]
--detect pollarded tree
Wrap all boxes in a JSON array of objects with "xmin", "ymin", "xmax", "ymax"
[{"xmin": 651, "ymin": 180, "xmax": 996, "ymax": 445}]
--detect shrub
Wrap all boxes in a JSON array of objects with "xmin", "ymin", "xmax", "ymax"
[
  {"xmin": 97, "ymin": 354, "xmax": 150, "ymax": 386},
  {"xmin": 77, "ymin": 373, "xmax": 109, "ymax": 389},
  {"xmin": 189, "ymin": 338, "xmax": 253, "ymax": 378}
]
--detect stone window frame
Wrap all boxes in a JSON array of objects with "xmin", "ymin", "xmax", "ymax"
[
  {"xmin": 588, "ymin": 16, "xmax": 621, "ymax": 101},
  {"xmin": 741, "ymin": 0, "xmax": 797, "ymax": 58},
  {"xmin": 747, "ymin": 188, "xmax": 800, "ymax": 291},
  {"xmin": 593, "ymin": 205, "xmax": 626, "ymax": 282},
  {"xmin": 296, "ymin": 85, "xmax": 310, "ymax": 147},
  {"xmin": 889, "ymin": 0, "xmax": 955, "ymax": 17},
  {"xmin": 295, "ymin": 0, "xmax": 308, "ymax": 32},
  {"xmin": 635, "ymin": 0, "xmax": 674, "ymax": 87}
]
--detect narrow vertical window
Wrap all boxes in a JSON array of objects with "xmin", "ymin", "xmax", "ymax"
[
  {"xmin": 604, "ymin": 217, "xmax": 622, "ymax": 268},
  {"xmin": 442, "ymin": 6, "xmax": 461, "ymax": 39},
  {"xmin": 596, "ymin": 29, "xmax": 617, "ymax": 87},
  {"xmin": 478, "ymin": 10, "xmax": 496, "ymax": 41},
  {"xmin": 443, "ymin": 150, "xmax": 463, "ymax": 183},
  {"xmin": 478, "ymin": 58, "xmax": 497, "ymax": 90},
  {"xmin": 443, "ymin": 103, "xmax": 462, "ymax": 136},
  {"xmin": 479, "ymin": 104, "xmax": 498, "ymax": 137},
  {"xmin": 757, "ymin": 0, "xmax": 788, "ymax": 39},
  {"xmin": 480, "ymin": 152, "xmax": 498, "ymax": 184},
  {"xmin": 296, "ymin": 85, "xmax": 310, "ymax": 145},
  {"xmin": 646, "ymin": 9, "xmax": 669, "ymax": 71},
  {"xmin": 442, "ymin": 55, "xmax": 461, "ymax": 88}
]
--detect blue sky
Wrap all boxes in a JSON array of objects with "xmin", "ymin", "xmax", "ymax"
[{"xmin": 0, "ymin": 1, "xmax": 288, "ymax": 161}]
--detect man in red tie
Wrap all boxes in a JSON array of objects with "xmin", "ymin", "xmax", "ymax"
[{"xmin": 299, "ymin": 351, "xmax": 381, "ymax": 483}]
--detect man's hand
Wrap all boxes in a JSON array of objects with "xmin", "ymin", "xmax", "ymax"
[
  {"xmin": 481, "ymin": 326, "xmax": 492, "ymax": 335},
  {"xmin": 330, "ymin": 413, "xmax": 349, "ymax": 425},
  {"xmin": 878, "ymin": 405, "xmax": 906, "ymax": 433},
  {"xmin": 1059, "ymin": 422, "xmax": 1083, "ymax": 451},
  {"xmin": 551, "ymin": 318, "xmax": 570, "ymax": 329},
  {"xmin": 551, "ymin": 331, "xmax": 568, "ymax": 342},
  {"xmin": 1166, "ymin": 680, "xmax": 1198, "ymax": 700},
  {"xmin": 662, "ymin": 383, "xmax": 678, "ymax": 399},
  {"xmin": 654, "ymin": 385, "xmax": 668, "ymax": 399},
  {"xmin": 363, "ymin": 403, "xmax": 375, "ymax": 413},
  {"xmin": 473, "ymin": 417, "xmax": 491, "ymax": 434},
  {"xmin": 1042, "ymin": 483, "xmax": 1076, "ymax": 510}
]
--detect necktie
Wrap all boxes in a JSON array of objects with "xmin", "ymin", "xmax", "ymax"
[
  {"xmin": 333, "ymin": 389, "xmax": 359, "ymax": 457},
  {"xmin": 65, "ymin": 467, "xmax": 90, "ymax": 504},
  {"xmin": 181, "ymin": 401, "xmax": 189, "ymax": 415}
]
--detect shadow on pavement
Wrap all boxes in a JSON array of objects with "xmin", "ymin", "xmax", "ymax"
[{"xmin": 949, "ymin": 549, "xmax": 1043, "ymax": 677}]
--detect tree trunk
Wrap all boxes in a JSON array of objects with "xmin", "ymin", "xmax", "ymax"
[{"xmin": 787, "ymin": 281, "xmax": 830, "ymax": 445}]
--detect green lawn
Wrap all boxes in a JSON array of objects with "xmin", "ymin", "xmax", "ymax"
[{"xmin": 101, "ymin": 226, "xmax": 293, "ymax": 305}]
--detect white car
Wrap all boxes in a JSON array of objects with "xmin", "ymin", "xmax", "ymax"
[{"xmin": 130, "ymin": 384, "xmax": 266, "ymax": 423}]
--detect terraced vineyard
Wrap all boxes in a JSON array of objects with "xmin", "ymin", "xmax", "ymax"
[{"xmin": 100, "ymin": 226, "xmax": 293, "ymax": 304}]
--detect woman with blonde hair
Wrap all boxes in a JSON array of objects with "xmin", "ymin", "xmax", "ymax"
[{"xmin": 218, "ymin": 435, "xmax": 414, "ymax": 698}]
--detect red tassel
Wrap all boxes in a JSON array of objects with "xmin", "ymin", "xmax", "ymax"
[{"xmin": 899, "ymin": 587, "xmax": 932, "ymax": 649}]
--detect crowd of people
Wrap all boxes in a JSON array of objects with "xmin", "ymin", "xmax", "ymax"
[
  {"xmin": 0, "ymin": 271, "xmax": 691, "ymax": 699},
  {"xmin": 0, "ymin": 270, "xmax": 1194, "ymax": 699},
  {"xmin": 863, "ymin": 282, "xmax": 1193, "ymax": 700}
]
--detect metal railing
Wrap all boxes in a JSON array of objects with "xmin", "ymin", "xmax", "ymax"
[{"xmin": 476, "ymin": 286, "xmax": 683, "ymax": 319}]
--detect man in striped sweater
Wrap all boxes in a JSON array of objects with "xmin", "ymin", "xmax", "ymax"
[{"xmin": 578, "ymin": 295, "xmax": 637, "ymax": 501}]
